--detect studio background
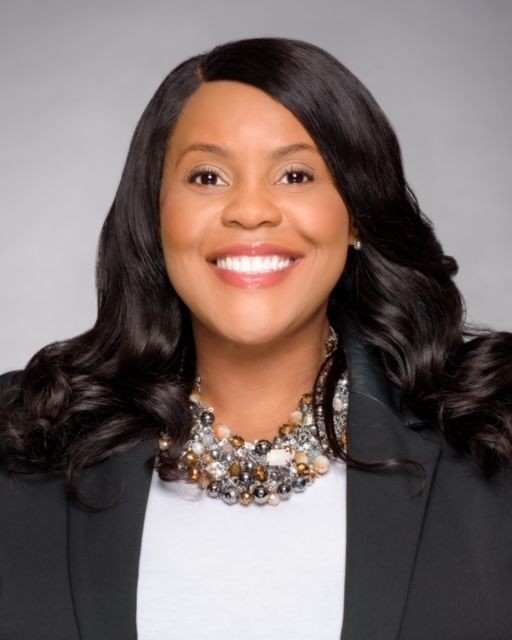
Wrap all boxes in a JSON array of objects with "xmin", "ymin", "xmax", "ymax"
[{"xmin": 0, "ymin": 0, "xmax": 510, "ymax": 371}]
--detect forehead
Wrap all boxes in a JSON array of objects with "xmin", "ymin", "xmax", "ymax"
[{"xmin": 167, "ymin": 80, "xmax": 316, "ymax": 154}]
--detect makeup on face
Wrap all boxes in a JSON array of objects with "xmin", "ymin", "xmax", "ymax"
[{"xmin": 159, "ymin": 80, "xmax": 353, "ymax": 345}]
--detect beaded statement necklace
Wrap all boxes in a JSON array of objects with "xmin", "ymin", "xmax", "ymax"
[{"xmin": 158, "ymin": 327, "xmax": 349, "ymax": 507}]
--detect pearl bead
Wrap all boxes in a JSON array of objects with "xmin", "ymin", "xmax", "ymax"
[
  {"xmin": 158, "ymin": 436, "xmax": 172, "ymax": 451},
  {"xmin": 206, "ymin": 461, "xmax": 227, "ymax": 480},
  {"xmin": 313, "ymin": 454, "xmax": 330, "ymax": 474},
  {"xmin": 294, "ymin": 451, "xmax": 308, "ymax": 465},
  {"xmin": 288, "ymin": 410, "xmax": 302, "ymax": 425},
  {"xmin": 191, "ymin": 442, "xmax": 204, "ymax": 455},
  {"xmin": 214, "ymin": 423, "xmax": 231, "ymax": 440},
  {"xmin": 267, "ymin": 492, "xmax": 280, "ymax": 506},
  {"xmin": 202, "ymin": 433, "xmax": 215, "ymax": 447}
]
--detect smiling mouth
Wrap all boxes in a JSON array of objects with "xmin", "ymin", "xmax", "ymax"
[{"xmin": 213, "ymin": 255, "xmax": 297, "ymax": 274}]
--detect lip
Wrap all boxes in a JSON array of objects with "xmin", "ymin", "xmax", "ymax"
[{"xmin": 205, "ymin": 242, "xmax": 304, "ymax": 262}]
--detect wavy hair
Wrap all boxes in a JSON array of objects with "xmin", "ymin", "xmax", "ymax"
[{"xmin": 1, "ymin": 37, "xmax": 511, "ymax": 502}]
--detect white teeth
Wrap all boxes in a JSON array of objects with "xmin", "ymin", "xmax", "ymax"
[{"xmin": 214, "ymin": 255, "xmax": 295, "ymax": 274}]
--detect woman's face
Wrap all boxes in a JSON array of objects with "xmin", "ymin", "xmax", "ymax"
[{"xmin": 160, "ymin": 80, "xmax": 355, "ymax": 346}]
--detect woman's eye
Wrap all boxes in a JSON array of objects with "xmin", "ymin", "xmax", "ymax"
[
  {"xmin": 187, "ymin": 169, "xmax": 227, "ymax": 187},
  {"xmin": 280, "ymin": 168, "xmax": 314, "ymax": 185}
]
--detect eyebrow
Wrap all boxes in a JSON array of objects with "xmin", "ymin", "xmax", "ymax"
[{"xmin": 176, "ymin": 142, "xmax": 319, "ymax": 164}]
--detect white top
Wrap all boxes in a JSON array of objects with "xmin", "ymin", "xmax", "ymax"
[{"xmin": 137, "ymin": 461, "xmax": 347, "ymax": 640}]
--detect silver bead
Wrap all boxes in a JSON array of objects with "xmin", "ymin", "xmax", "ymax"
[
  {"xmin": 221, "ymin": 486, "xmax": 238, "ymax": 505},
  {"xmin": 239, "ymin": 471, "xmax": 252, "ymax": 485},
  {"xmin": 292, "ymin": 477, "xmax": 307, "ymax": 492},
  {"xmin": 277, "ymin": 483, "xmax": 292, "ymax": 499},
  {"xmin": 200, "ymin": 411, "xmax": 214, "ymax": 426},
  {"xmin": 254, "ymin": 439, "xmax": 272, "ymax": 456},
  {"xmin": 207, "ymin": 481, "xmax": 222, "ymax": 498},
  {"xmin": 252, "ymin": 485, "xmax": 268, "ymax": 504}
]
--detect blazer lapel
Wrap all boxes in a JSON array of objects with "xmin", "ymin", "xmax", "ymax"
[
  {"xmin": 67, "ymin": 438, "xmax": 156, "ymax": 640},
  {"xmin": 340, "ymin": 322, "xmax": 441, "ymax": 639}
]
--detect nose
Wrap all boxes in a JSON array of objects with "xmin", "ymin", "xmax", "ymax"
[{"xmin": 220, "ymin": 181, "xmax": 283, "ymax": 229}]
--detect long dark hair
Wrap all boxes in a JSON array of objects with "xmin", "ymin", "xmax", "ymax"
[{"xmin": 1, "ymin": 37, "xmax": 511, "ymax": 502}]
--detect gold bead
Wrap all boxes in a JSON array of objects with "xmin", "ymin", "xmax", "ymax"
[
  {"xmin": 198, "ymin": 474, "xmax": 210, "ymax": 488},
  {"xmin": 301, "ymin": 393, "xmax": 314, "ymax": 406},
  {"xmin": 297, "ymin": 463, "xmax": 310, "ymax": 476},
  {"xmin": 231, "ymin": 435, "xmax": 245, "ymax": 448},
  {"xmin": 189, "ymin": 466, "xmax": 200, "ymax": 482},
  {"xmin": 202, "ymin": 453, "xmax": 214, "ymax": 465},
  {"xmin": 185, "ymin": 451, "xmax": 197, "ymax": 465},
  {"xmin": 239, "ymin": 491, "xmax": 253, "ymax": 505},
  {"xmin": 279, "ymin": 423, "xmax": 294, "ymax": 437},
  {"xmin": 229, "ymin": 461, "xmax": 241, "ymax": 477},
  {"xmin": 254, "ymin": 465, "xmax": 267, "ymax": 482}
]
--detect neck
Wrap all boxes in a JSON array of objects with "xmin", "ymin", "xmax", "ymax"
[{"xmin": 192, "ymin": 315, "xmax": 331, "ymax": 442}]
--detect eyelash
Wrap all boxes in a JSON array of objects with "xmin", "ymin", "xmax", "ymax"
[{"xmin": 186, "ymin": 165, "xmax": 315, "ymax": 186}]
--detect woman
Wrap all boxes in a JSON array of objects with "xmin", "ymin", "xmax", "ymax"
[{"xmin": 1, "ymin": 36, "xmax": 511, "ymax": 640}]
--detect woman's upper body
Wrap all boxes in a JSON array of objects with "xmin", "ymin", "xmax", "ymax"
[
  {"xmin": 1, "ymin": 323, "xmax": 512, "ymax": 640},
  {"xmin": 1, "ymin": 36, "xmax": 512, "ymax": 640}
]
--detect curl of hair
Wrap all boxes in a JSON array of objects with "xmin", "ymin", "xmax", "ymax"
[{"xmin": 1, "ymin": 37, "xmax": 511, "ymax": 504}]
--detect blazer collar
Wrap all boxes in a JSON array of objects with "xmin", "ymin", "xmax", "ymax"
[{"xmin": 67, "ymin": 322, "xmax": 441, "ymax": 640}]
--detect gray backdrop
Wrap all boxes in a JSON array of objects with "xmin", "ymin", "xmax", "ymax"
[{"xmin": 1, "ymin": 0, "xmax": 510, "ymax": 371}]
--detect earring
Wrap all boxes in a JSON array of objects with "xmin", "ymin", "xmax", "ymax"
[{"xmin": 353, "ymin": 239, "xmax": 362, "ymax": 251}]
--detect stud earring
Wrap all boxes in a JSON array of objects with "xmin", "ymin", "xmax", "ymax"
[{"xmin": 353, "ymin": 239, "xmax": 362, "ymax": 251}]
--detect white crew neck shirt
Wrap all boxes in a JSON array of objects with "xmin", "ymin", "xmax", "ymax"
[{"xmin": 137, "ymin": 461, "xmax": 347, "ymax": 640}]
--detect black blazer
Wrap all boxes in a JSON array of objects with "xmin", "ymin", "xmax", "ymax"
[{"xmin": 1, "ymin": 324, "xmax": 511, "ymax": 640}]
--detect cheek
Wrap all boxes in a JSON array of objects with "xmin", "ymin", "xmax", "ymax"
[
  {"xmin": 159, "ymin": 193, "xmax": 206, "ymax": 290},
  {"xmin": 298, "ymin": 191, "xmax": 352, "ymax": 251},
  {"xmin": 160, "ymin": 193, "xmax": 194, "ymax": 253}
]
